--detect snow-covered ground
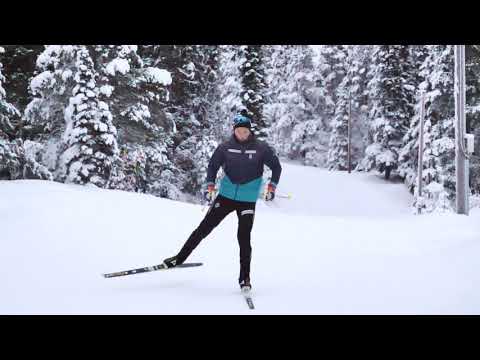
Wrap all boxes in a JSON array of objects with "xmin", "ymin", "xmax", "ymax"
[{"xmin": 1, "ymin": 161, "xmax": 479, "ymax": 314}]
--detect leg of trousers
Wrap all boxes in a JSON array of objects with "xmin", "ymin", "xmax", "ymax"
[
  {"xmin": 176, "ymin": 195, "xmax": 234, "ymax": 264},
  {"xmin": 236, "ymin": 203, "xmax": 256, "ymax": 283}
]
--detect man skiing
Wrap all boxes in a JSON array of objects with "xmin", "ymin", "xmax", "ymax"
[{"xmin": 162, "ymin": 114, "xmax": 282, "ymax": 291}]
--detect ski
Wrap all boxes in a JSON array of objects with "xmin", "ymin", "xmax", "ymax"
[
  {"xmin": 103, "ymin": 262, "xmax": 203, "ymax": 278},
  {"xmin": 241, "ymin": 287, "xmax": 255, "ymax": 310}
]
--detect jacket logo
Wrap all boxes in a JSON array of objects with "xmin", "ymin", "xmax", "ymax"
[
  {"xmin": 245, "ymin": 150, "xmax": 256, "ymax": 159},
  {"xmin": 228, "ymin": 149, "xmax": 242, "ymax": 153}
]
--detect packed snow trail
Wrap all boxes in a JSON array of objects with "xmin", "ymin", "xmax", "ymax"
[
  {"xmin": 257, "ymin": 160, "xmax": 412, "ymax": 217},
  {"xmin": 0, "ymin": 161, "xmax": 479, "ymax": 314}
]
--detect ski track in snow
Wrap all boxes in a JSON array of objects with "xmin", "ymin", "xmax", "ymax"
[{"xmin": 0, "ymin": 161, "xmax": 479, "ymax": 314}]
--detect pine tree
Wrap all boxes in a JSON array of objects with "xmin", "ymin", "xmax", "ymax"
[
  {"xmin": 362, "ymin": 45, "xmax": 416, "ymax": 180},
  {"xmin": 59, "ymin": 46, "xmax": 118, "ymax": 187}
]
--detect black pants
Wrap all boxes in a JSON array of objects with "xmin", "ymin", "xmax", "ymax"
[{"xmin": 176, "ymin": 194, "xmax": 256, "ymax": 283}]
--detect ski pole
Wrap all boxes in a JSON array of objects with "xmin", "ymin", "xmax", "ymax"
[{"xmin": 261, "ymin": 190, "xmax": 292, "ymax": 201}]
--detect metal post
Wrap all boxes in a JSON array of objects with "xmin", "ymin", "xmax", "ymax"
[
  {"xmin": 348, "ymin": 93, "xmax": 352, "ymax": 173},
  {"xmin": 347, "ymin": 46, "xmax": 352, "ymax": 174},
  {"xmin": 454, "ymin": 45, "xmax": 469, "ymax": 215},
  {"xmin": 417, "ymin": 92, "xmax": 425, "ymax": 214}
]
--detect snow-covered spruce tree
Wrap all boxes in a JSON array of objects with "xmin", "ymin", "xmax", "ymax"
[
  {"xmin": 168, "ymin": 45, "xmax": 221, "ymax": 195},
  {"xmin": 0, "ymin": 46, "xmax": 23, "ymax": 179},
  {"xmin": 263, "ymin": 45, "xmax": 288, "ymax": 136},
  {"xmin": 362, "ymin": 45, "xmax": 416, "ymax": 180},
  {"xmin": 90, "ymin": 45, "xmax": 175, "ymax": 195},
  {"xmin": 139, "ymin": 45, "xmax": 206, "ymax": 141},
  {"xmin": 214, "ymin": 45, "xmax": 245, "ymax": 139},
  {"xmin": 317, "ymin": 45, "xmax": 348, "ymax": 119},
  {"xmin": 198, "ymin": 46, "xmax": 221, "ymax": 127},
  {"xmin": 137, "ymin": 45, "xmax": 221, "ymax": 200},
  {"xmin": 59, "ymin": 46, "xmax": 118, "ymax": 187},
  {"xmin": 327, "ymin": 72, "xmax": 350, "ymax": 170},
  {"xmin": 23, "ymin": 46, "xmax": 81, "ymax": 176},
  {"xmin": 263, "ymin": 45, "xmax": 293, "ymax": 156},
  {"xmin": 326, "ymin": 45, "xmax": 372, "ymax": 171},
  {"xmin": 398, "ymin": 46, "xmax": 431, "ymax": 193},
  {"xmin": 173, "ymin": 134, "xmax": 218, "ymax": 199},
  {"xmin": 200, "ymin": 45, "xmax": 224, "ymax": 138},
  {"xmin": 409, "ymin": 45, "xmax": 456, "ymax": 212},
  {"xmin": 264, "ymin": 45, "xmax": 320, "ymax": 161},
  {"xmin": 0, "ymin": 47, "xmax": 54, "ymax": 181},
  {"xmin": 465, "ymin": 45, "xmax": 480, "ymax": 195},
  {"xmin": 0, "ymin": 48, "xmax": 20, "ymax": 139},
  {"xmin": 409, "ymin": 45, "xmax": 430, "ymax": 90},
  {"xmin": 298, "ymin": 48, "xmax": 334, "ymax": 167},
  {"xmin": 0, "ymin": 45, "xmax": 51, "ymax": 146},
  {"xmin": 240, "ymin": 45, "xmax": 267, "ymax": 140},
  {"xmin": 425, "ymin": 46, "xmax": 456, "ymax": 211},
  {"xmin": 0, "ymin": 46, "xmax": 44, "ymax": 112},
  {"xmin": 172, "ymin": 45, "xmax": 222, "ymax": 197},
  {"xmin": 295, "ymin": 45, "xmax": 349, "ymax": 168},
  {"xmin": 138, "ymin": 44, "xmax": 241, "ymax": 201},
  {"xmin": 91, "ymin": 45, "xmax": 171, "ymax": 144},
  {"xmin": 321, "ymin": 45, "xmax": 350, "ymax": 170},
  {"xmin": 398, "ymin": 93, "xmax": 425, "ymax": 196},
  {"xmin": 349, "ymin": 45, "xmax": 372, "ymax": 169}
]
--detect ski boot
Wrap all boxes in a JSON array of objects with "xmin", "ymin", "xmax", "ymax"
[
  {"xmin": 163, "ymin": 255, "xmax": 180, "ymax": 268},
  {"xmin": 239, "ymin": 278, "xmax": 252, "ymax": 292}
]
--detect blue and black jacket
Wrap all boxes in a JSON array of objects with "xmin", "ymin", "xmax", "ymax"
[{"xmin": 206, "ymin": 133, "xmax": 282, "ymax": 203}]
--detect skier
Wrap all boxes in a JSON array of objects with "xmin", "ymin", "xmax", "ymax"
[{"xmin": 162, "ymin": 114, "xmax": 282, "ymax": 291}]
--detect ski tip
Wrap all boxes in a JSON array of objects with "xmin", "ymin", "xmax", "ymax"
[
  {"xmin": 103, "ymin": 273, "xmax": 117, "ymax": 278},
  {"xmin": 177, "ymin": 262, "xmax": 203, "ymax": 268}
]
